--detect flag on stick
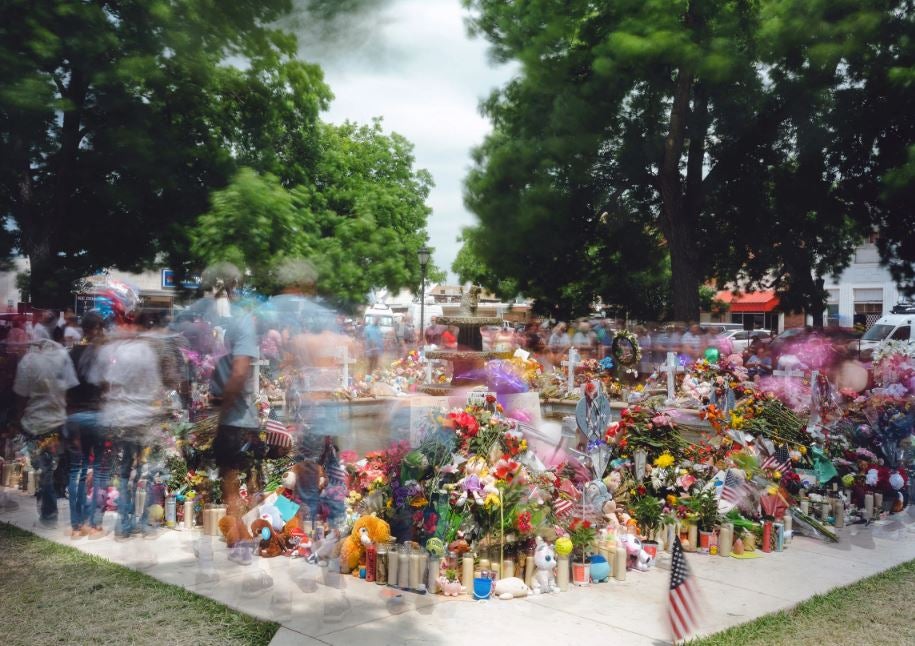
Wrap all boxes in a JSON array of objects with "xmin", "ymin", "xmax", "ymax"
[{"xmin": 669, "ymin": 536, "xmax": 702, "ymax": 643}]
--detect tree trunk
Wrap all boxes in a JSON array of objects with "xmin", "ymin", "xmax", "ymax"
[{"xmin": 658, "ymin": 67, "xmax": 700, "ymax": 322}]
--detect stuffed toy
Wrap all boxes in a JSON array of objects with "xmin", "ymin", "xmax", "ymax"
[
  {"xmin": 251, "ymin": 518, "xmax": 287, "ymax": 558},
  {"xmin": 218, "ymin": 515, "xmax": 253, "ymax": 548},
  {"xmin": 620, "ymin": 534, "xmax": 653, "ymax": 571},
  {"xmin": 456, "ymin": 457, "xmax": 499, "ymax": 506},
  {"xmin": 259, "ymin": 503, "xmax": 284, "ymax": 532},
  {"xmin": 494, "ymin": 577, "xmax": 531, "ymax": 600},
  {"xmin": 447, "ymin": 531, "xmax": 471, "ymax": 556},
  {"xmin": 288, "ymin": 528, "xmax": 312, "ymax": 559},
  {"xmin": 340, "ymin": 515, "xmax": 392, "ymax": 574},
  {"xmin": 531, "ymin": 536, "xmax": 559, "ymax": 594}
]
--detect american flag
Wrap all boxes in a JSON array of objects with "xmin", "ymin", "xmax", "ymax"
[
  {"xmin": 760, "ymin": 445, "xmax": 792, "ymax": 473},
  {"xmin": 669, "ymin": 536, "xmax": 702, "ymax": 643},
  {"xmin": 720, "ymin": 469, "xmax": 755, "ymax": 505},
  {"xmin": 324, "ymin": 459, "xmax": 348, "ymax": 486},
  {"xmin": 553, "ymin": 498, "xmax": 574, "ymax": 518},
  {"xmin": 264, "ymin": 418, "xmax": 293, "ymax": 450}
]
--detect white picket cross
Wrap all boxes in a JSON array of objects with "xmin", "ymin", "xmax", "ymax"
[
  {"xmin": 561, "ymin": 347, "xmax": 580, "ymax": 395},
  {"xmin": 660, "ymin": 352, "xmax": 684, "ymax": 403}
]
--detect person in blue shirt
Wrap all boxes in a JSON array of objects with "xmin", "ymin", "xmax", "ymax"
[{"xmin": 363, "ymin": 317, "xmax": 383, "ymax": 374}]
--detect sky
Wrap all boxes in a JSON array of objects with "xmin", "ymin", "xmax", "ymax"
[{"xmin": 289, "ymin": 0, "xmax": 516, "ymax": 281}]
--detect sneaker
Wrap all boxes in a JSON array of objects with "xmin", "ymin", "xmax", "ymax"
[
  {"xmin": 86, "ymin": 527, "xmax": 108, "ymax": 540},
  {"xmin": 70, "ymin": 529, "xmax": 84, "ymax": 540},
  {"xmin": 228, "ymin": 543, "xmax": 253, "ymax": 566}
]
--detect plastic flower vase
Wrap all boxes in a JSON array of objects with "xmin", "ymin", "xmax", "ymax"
[
  {"xmin": 698, "ymin": 530, "xmax": 712, "ymax": 553},
  {"xmin": 572, "ymin": 561, "xmax": 590, "ymax": 586}
]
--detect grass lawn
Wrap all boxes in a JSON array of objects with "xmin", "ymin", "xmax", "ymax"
[
  {"xmin": 0, "ymin": 522, "xmax": 278, "ymax": 646},
  {"xmin": 693, "ymin": 558, "xmax": 915, "ymax": 645}
]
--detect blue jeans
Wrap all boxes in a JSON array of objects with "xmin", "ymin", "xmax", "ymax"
[
  {"xmin": 24, "ymin": 429, "xmax": 63, "ymax": 522},
  {"xmin": 65, "ymin": 412, "xmax": 112, "ymax": 530},
  {"xmin": 116, "ymin": 437, "xmax": 149, "ymax": 536}
]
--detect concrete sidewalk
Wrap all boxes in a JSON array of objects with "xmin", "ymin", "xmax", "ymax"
[{"xmin": 2, "ymin": 485, "xmax": 914, "ymax": 646}]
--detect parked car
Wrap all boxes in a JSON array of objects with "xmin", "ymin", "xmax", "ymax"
[{"xmin": 723, "ymin": 329, "xmax": 771, "ymax": 353}]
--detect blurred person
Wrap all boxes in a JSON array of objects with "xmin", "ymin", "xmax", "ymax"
[
  {"xmin": 12, "ymin": 337, "xmax": 79, "ymax": 526},
  {"xmin": 746, "ymin": 344, "xmax": 773, "ymax": 380},
  {"xmin": 200, "ymin": 263, "xmax": 260, "ymax": 521},
  {"xmin": 31, "ymin": 309, "xmax": 57, "ymax": 342},
  {"xmin": 64, "ymin": 311, "xmax": 108, "ymax": 538},
  {"xmin": 63, "ymin": 312, "xmax": 82, "ymax": 348},
  {"xmin": 594, "ymin": 320, "xmax": 613, "ymax": 358},
  {"xmin": 401, "ymin": 314, "xmax": 416, "ymax": 349},
  {"xmin": 681, "ymin": 323, "xmax": 704, "ymax": 359},
  {"xmin": 441, "ymin": 325, "xmax": 458, "ymax": 350},
  {"xmin": 571, "ymin": 321, "xmax": 596, "ymax": 358},
  {"xmin": 636, "ymin": 326, "xmax": 653, "ymax": 374},
  {"xmin": 88, "ymin": 314, "xmax": 164, "ymax": 539},
  {"xmin": 364, "ymin": 317, "xmax": 383, "ymax": 374},
  {"xmin": 523, "ymin": 321, "xmax": 545, "ymax": 354},
  {"xmin": 548, "ymin": 323, "xmax": 571, "ymax": 363}
]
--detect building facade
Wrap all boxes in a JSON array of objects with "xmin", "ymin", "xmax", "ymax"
[{"xmin": 822, "ymin": 241, "xmax": 905, "ymax": 330}]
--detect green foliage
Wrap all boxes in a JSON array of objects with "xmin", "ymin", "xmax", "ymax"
[
  {"xmin": 630, "ymin": 493, "xmax": 663, "ymax": 538},
  {"xmin": 188, "ymin": 119, "xmax": 434, "ymax": 306},
  {"xmin": 1, "ymin": 1, "xmax": 434, "ymax": 308},
  {"xmin": 462, "ymin": 0, "xmax": 914, "ymax": 318}
]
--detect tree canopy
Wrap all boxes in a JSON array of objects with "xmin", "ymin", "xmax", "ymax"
[
  {"xmin": 190, "ymin": 120, "xmax": 434, "ymax": 308},
  {"xmin": 0, "ymin": 0, "xmax": 434, "ymax": 307},
  {"xmin": 461, "ymin": 0, "xmax": 915, "ymax": 321}
]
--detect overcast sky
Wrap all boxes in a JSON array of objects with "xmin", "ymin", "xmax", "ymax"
[{"xmin": 291, "ymin": 0, "xmax": 515, "ymax": 280}]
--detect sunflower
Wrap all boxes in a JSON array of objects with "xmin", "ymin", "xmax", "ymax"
[{"xmin": 654, "ymin": 452, "xmax": 676, "ymax": 469}]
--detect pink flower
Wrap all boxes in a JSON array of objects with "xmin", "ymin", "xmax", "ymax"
[{"xmin": 651, "ymin": 414, "xmax": 673, "ymax": 427}]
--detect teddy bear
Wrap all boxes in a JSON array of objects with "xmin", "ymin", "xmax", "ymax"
[
  {"xmin": 456, "ymin": 456, "xmax": 500, "ymax": 506},
  {"xmin": 531, "ymin": 536, "xmax": 559, "ymax": 594},
  {"xmin": 619, "ymin": 534, "xmax": 653, "ymax": 571},
  {"xmin": 340, "ymin": 514, "xmax": 392, "ymax": 574},
  {"xmin": 218, "ymin": 515, "xmax": 253, "ymax": 548},
  {"xmin": 250, "ymin": 518, "xmax": 287, "ymax": 558}
]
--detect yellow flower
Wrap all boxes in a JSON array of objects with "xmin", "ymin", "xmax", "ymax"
[
  {"xmin": 654, "ymin": 452, "xmax": 675, "ymax": 469},
  {"xmin": 798, "ymin": 446, "xmax": 807, "ymax": 455},
  {"xmin": 729, "ymin": 413, "xmax": 744, "ymax": 429},
  {"xmin": 773, "ymin": 470, "xmax": 782, "ymax": 481},
  {"xmin": 483, "ymin": 492, "xmax": 501, "ymax": 509},
  {"xmin": 767, "ymin": 485, "xmax": 778, "ymax": 495},
  {"xmin": 666, "ymin": 494, "xmax": 679, "ymax": 506}
]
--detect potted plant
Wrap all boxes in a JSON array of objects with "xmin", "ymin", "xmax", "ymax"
[
  {"xmin": 567, "ymin": 518, "xmax": 596, "ymax": 586},
  {"xmin": 438, "ymin": 568, "xmax": 463, "ymax": 596},
  {"xmin": 630, "ymin": 494, "xmax": 663, "ymax": 558},
  {"xmin": 687, "ymin": 489, "xmax": 720, "ymax": 553}
]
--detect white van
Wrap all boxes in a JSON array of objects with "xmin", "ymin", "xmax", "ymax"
[{"xmin": 855, "ymin": 303, "xmax": 915, "ymax": 359}]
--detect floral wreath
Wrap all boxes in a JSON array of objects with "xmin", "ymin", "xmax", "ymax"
[{"xmin": 611, "ymin": 330, "xmax": 641, "ymax": 366}]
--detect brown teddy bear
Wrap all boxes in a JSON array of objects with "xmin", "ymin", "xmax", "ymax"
[
  {"xmin": 250, "ymin": 518, "xmax": 288, "ymax": 558},
  {"xmin": 340, "ymin": 514, "xmax": 392, "ymax": 574},
  {"xmin": 218, "ymin": 515, "xmax": 252, "ymax": 548}
]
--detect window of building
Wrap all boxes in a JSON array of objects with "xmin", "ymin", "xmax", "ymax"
[{"xmin": 826, "ymin": 304, "xmax": 840, "ymax": 327}]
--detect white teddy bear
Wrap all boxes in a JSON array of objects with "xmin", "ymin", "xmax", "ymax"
[
  {"xmin": 619, "ymin": 534, "xmax": 654, "ymax": 572},
  {"xmin": 531, "ymin": 536, "xmax": 560, "ymax": 594}
]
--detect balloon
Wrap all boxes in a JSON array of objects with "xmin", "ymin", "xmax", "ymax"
[
  {"xmin": 261, "ymin": 527, "xmax": 271, "ymax": 541},
  {"xmin": 704, "ymin": 347, "xmax": 720, "ymax": 363}
]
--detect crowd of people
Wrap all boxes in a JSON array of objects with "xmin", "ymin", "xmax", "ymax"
[{"xmin": 1, "ymin": 261, "xmax": 355, "ymax": 541}]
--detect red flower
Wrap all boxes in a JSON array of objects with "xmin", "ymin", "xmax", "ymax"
[
  {"xmin": 485, "ymin": 394, "xmax": 497, "ymax": 404},
  {"xmin": 516, "ymin": 511, "xmax": 532, "ymax": 533},
  {"xmin": 637, "ymin": 485, "xmax": 647, "ymax": 496}
]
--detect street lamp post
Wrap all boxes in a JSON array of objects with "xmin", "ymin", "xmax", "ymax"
[{"xmin": 418, "ymin": 246, "xmax": 431, "ymax": 345}]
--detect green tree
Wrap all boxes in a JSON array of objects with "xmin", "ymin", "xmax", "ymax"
[
  {"xmin": 189, "ymin": 120, "xmax": 435, "ymax": 308},
  {"xmin": 462, "ymin": 0, "xmax": 910, "ymax": 320},
  {"xmin": 0, "ymin": 0, "xmax": 329, "ymax": 306}
]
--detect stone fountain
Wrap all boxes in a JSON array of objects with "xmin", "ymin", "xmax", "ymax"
[{"xmin": 420, "ymin": 285, "xmax": 511, "ymax": 395}]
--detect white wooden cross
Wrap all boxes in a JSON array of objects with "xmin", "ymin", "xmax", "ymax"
[
  {"xmin": 561, "ymin": 347, "xmax": 580, "ymax": 395},
  {"xmin": 660, "ymin": 352, "xmax": 685, "ymax": 403},
  {"xmin": 335, "ymin": 345, "xmax": 356, "ymax": 388},
  {"xmin": 806, "ymin": 369, "xmax": 823, "ymax": 437}
]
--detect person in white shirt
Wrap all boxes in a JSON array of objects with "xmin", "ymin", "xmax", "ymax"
[
  {"xmin": 12, "ymin": 339, "xmax": 79, "ymax": 525},
  {"xmin": 88, "ymin": 326, "xmax": 163, "ymax": 538},
  {"xmin": 62, "ymin": 313, "xmax": 82, "ymax": 348}
]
